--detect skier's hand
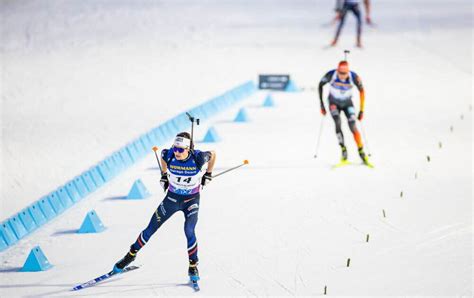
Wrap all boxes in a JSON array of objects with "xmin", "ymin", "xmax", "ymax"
[
  {"xmin": 201, "ymin": 172, "xmax": 212, "ymax": 186},
  {"xmin": 358, "ymin": 111, "xmax": 364, "ymax": 121},
  {"xmin": 160, "ymin": 173, "xmax": 169, "ymax": 191}
]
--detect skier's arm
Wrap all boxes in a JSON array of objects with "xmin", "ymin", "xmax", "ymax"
[
  {"xmin": 352, "ymin": 72, "xmax": 365, "ymax": 120},
  {"xmin": 318, "ymin": 71, "xmax": 333, "ymax": 108},
  {"xmin": 206, "ymin": 151, "xmax": 216, "ymax": 173},
  {"xmin": 335, "ymin": 0, "xmax": 344, "ymax": 12},
  {"xmin": 200, "ymin": 151, "xmax": 216, "ymax": 186},
  {"xmin": 354, "ymin": 73, "xmax": 365, "ymax": 111}
]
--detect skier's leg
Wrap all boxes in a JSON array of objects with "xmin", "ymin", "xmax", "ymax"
[
  {"xmin": 131, "ymin": 196, "xmax": 179, "ymax": 252},
  {"xmin": 183, "ymin": 196, "xmax": 200, "ymax": 263},
  {"xmin": 352, "ymin": 4, "xmax": 363, "ymax": 46},
  {"xmin": 332, "ymin": 6, "xmax": 349, "ymax": 45},
  {"xmin": 344, "ymin": 105, "xmax": 368, "ymax": 162},
  {"xmin": 330, "ymin": 104, "xmax": 345, "ymax": 147},
  {"xmin": 182, "ymin": 195, "xmax": 200, "ymax": 279},
  {"xmin": 113, "ymin": 194, "xmax": 180, "ymax": 272},
  {"xmin": 331, "ymin": 103, "xmax": 348, "ymax": 160},
  {"xmin": 344, "ymin": 105, "xmax": 363, "ymax": 149}
]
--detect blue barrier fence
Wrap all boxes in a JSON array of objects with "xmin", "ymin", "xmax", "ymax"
[{"xmin": 0, "ymin": 81, "xmax": 256, "ymax": 252}]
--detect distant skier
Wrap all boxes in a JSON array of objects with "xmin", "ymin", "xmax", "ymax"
[
  {"xmin": 331, "ymin": 0, "xmax": 372, "ymax": 47},
  {"xmin": 318, "ymin": 60, "xmax": 371, "ymax": 166},
  {"xmin": 113, "ymin": 132, "xmax": 216, "ymax": 284}
]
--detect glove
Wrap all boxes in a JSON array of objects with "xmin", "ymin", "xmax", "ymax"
[
  {"xmin": 358, "ymin": 111, "xmax": 364, "ymax": 121},
  {"xmin": 320, "ymin": 106, "xmax": 327, "ymax": 116},
  {"xmin": 160, "ymin": 173, "xmax": 169, "ymax": 191},
  {"xmin": 201, "ymin": 172, "xmax": 212, "ymax": 186}
]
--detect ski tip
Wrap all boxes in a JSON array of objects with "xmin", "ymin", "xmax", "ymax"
[
  {"xmin": 363, "ymin": 161, "xmax": 374, "ymax": 168},
  {"xmin": 243, "ymin": 160, "xmax": 249, "ymax": 165},
  {"xmin": 152, "ymin": 146, "xmax": 159, "ymax": 152}
]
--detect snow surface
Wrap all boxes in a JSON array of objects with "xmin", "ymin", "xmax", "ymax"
[{"xmin": 0, "ymin": 0, "xmax": 472, "ymax": 296}]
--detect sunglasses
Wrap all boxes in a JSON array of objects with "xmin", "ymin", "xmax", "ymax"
[
  {"xmin": 173, "ymin": 146, "xmax": 188, "ymax": 153},
  {"xmin": 338, "ymin": 71, "xmax": 349, "ymax": 75}
]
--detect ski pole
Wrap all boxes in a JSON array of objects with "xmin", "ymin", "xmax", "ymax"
[
  {"xmin": 313, "ymin": 117, "xmax": 325, "ymax": 158},
  {"xmin": 359, "ymin": 122, "xmax": 372, "ymax": 156},
  {"xmin": 152, "ymin": 146, "xmax": 163, "ymax": 173},
  {"xmin": 212, "ymin": 160, "xmax": 249, "ymax": 179}
]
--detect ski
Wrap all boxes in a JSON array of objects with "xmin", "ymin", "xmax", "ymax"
[
  {"xmin": 332, "ymin": 159, "xmax": 351, "ymax": 169},
  {"xmin": 332, "ymin": 159, "xmax": 374, "ymax": 169},
  {"xmin": 363, "ymin": 160, "xmax": 374, "ymax": 168},
  {"xmin": 72, "ymin": 265, "xmax": 140, "ymax": 291},
  {"xmin": 362, "ymin": 156, "xmax": 375, "ymax": 168}
]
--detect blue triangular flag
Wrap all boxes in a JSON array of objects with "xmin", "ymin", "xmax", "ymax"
[
  {"xmin": 78, "ymin": 210, "xmax": 106, "ymax": 233},
  {"xmin": 263, "ymin": 95, "xmax": 275, "ymax": 107},
  {"xmin": 21, "ymin": 246, "xmax": 53, "ymax": 271},
  {"xmin": 285, "ymin": 80, "xmax": 299, "ymax": 92},
  {"xmin": 203, "ymin": 127, "xmax": 221, "ymax": 142},
  {"xmin": 234, "ymin": 108, "xmax": 249, "ymax": 122},
  {"xmin": 126, "ymin": 179, "xmax": 150, "ymax": 200}
]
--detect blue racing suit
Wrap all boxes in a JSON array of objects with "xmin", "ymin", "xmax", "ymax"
[{"xmin": 130, "ymin": 148, "xmax": 211, "ymax": 263}]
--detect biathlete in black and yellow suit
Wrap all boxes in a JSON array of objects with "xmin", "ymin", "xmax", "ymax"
[{"xmin": 318, "ymin": 60, "xmax": 370, "ymax": 165}]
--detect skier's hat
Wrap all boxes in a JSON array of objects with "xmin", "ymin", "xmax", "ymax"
[{"xmin": 337, "ymin": 60, "xmax": 349, "ymax": 73}]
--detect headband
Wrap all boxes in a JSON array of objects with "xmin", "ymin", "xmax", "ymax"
[{"xmin": 173, "ymin": 136, "xmax": 191, "ymax": 148}]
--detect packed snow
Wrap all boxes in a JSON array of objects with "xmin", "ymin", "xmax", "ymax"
[{"xmin": 1, "ymin": 0, "xmax": 472, "ymax": 296}]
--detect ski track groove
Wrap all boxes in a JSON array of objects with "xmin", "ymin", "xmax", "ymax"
[
  {"xmin": 272, "ymin": 278, "xmax": 295, "ymax": 296},
  {"xmin": 210, "ymin": 256, "xmax": 257, "ymax": 296},
  {"xmin": 229, "ymin": 276, "xmax": 258, "ymax": 297}
]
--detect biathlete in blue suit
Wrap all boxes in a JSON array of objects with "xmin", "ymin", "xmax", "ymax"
[
  {"xmin": 113, "ymin": 132, "xmax": 216, "ymax": 281},
  {"xmin": 331, "ymin": 0, "xmax": 372, "ymax": 48}
]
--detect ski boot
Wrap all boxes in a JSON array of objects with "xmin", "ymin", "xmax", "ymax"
[
  {"xmin": 358, "ymin": 147, "xmax": 373, "ymax": 167},
  {"xmin": 188, "ymin": 259, "xmax": 200, "ymax": 281},
  {"xmin": 113, "ymin": 248, "xmax": 137, "ymax": 273},
  {"xmin": 341, "ymin": 146, "xmax": 348, "ymax": 161},
  {"xmin": 332, "ymin": 145, "xmax": 351, "ymax": 169}
]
